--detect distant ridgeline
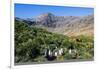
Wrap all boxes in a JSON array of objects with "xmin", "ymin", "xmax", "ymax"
[
  {"xmin": 15, "ymin": 13, "xmax": 94, "ymax": 36},
  {"xmin": 15, "ymin": 13, "xmax": 94, "ymax": 63}
]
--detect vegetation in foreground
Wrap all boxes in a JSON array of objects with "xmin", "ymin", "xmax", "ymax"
[{"xmin": 15, "ymin": 20, "xmax": 94, "ymax": 63}]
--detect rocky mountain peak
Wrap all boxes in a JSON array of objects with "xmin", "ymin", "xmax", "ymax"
[
  {"xmin": 15, "ymin": 13, "xmax": 94, "ymax": 36},
  {"xmin": 36, "ymin": 13, "xmax": 55, "ymax": 19},
  {"xmin": 35, "ymin": 13, "xmax": 56, "ymax": 27}
]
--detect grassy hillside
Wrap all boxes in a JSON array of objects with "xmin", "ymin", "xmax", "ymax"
[{"xmin": 15, "ymin": 20, "xmax": 94, "ymax": 63}]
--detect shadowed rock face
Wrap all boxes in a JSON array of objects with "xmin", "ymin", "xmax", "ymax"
[
  {"xmin": 35, "ymin": 13, "xmax": 57, "ymax": 27},
  {"xmin": 15, "ymin": 13, "xmax": 94, "ymax": 36}
]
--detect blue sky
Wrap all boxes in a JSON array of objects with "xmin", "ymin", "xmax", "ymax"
[{"xmin": 15, "ymin": 3, "xmax": 94, "ymax": 19}]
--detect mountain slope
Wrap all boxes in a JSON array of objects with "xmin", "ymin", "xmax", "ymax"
[
  {"xmin": 15, "ymin": 13, "xmax": 94, "ymax": 36},
  {"xmin": 15, "ymin": 20, "xmax": 94, "ymax": 63}
]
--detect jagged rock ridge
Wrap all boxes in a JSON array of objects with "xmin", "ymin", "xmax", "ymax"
[{"xmin": 15, "ymin": 13, "xmax": 94, "ymax": 36}]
